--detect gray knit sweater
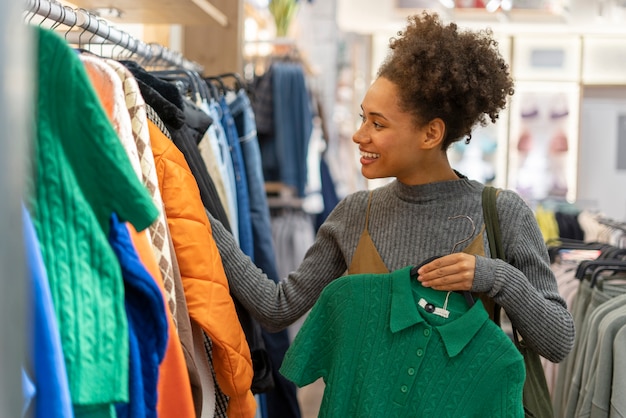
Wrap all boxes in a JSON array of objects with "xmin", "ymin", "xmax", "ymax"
[{"xmin": 209, "ymin": 176, "xmax": 575, "ymax": 363}]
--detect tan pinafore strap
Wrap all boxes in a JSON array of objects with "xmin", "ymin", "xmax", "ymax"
[
  {"xmin": 347, "ymin": 192, "xmax": 390, "ymax": 275},
  {"xmin": 347, "ymin": 191, "xmax": 489, "ymax": 284}
]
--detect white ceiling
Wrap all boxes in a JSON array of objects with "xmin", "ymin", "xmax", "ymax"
[{"xmin": 336, "ymin": 0, "xmax": 626, "ymax": 36}]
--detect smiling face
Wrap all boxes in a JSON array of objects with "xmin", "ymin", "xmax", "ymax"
[{"xmin": 353, "ymin": 77, "xmax": 452, "ymax": 185}]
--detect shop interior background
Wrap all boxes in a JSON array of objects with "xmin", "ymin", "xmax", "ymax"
[{"xmin": 27, "ymin": 0, "xmax": 626, "ymax": 221}]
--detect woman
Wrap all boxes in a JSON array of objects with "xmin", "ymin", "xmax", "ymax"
[{"xmin": 208, "ymin": 12, "xmax": 574, "ymax": 366}]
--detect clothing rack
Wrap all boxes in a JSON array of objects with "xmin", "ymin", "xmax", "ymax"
[
  {"xmin": 24, "ymin": 0, "xmax": 204, "ymax": 73},
  {"xmin": 596, "ymin": 216, "xmax": 626, "ymax": 233}
]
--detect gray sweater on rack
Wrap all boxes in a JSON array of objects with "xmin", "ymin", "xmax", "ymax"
[{"xmin": 208, "ymin": 176, "xmax": 575, "ymax": 363}]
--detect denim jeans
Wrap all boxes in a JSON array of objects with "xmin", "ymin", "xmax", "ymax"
[
  {"xmin": 219, "ymin": 96, "xmax": 254, "ymax": 259},
  {"xmin": 206, "ymin": 99, "xmax": 240, "ymax": 246},
  {"xmin": 229, "ymin": 88, "xmax": 280, "ymax": 280},
  {"xmin": 271, "ymin": 62, "xmax": 313, "ymax": 197}
]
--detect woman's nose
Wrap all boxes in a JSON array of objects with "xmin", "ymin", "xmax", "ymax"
[{"xmin": 353, "ymin": 125, "xmax": 368, "ymax": 144}]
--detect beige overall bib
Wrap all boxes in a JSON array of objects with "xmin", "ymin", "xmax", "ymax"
[{"xmin": 346, "ymin": 191, "xmax": 497, "ymax": 320}]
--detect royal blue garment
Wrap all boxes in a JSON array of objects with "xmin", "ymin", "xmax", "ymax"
[
  {"xmin": 108, "ymin": 214, "xmax": 168, "ymax": 418},
  {"xmin": 116, "ymin": 324, "xmax": 145, "ymax": 418},
  {"xmin": 220, "ymin": 95, "xmax": 255, "ymax": 259},
  {"xmin": 23, "ymin": 205, "xmax": 74, "ymax": 418}
]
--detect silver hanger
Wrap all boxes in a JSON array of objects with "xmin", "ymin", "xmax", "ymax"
[{"xmin": 448, "ymin": 214, "xmax": 476, "ymax": 254}]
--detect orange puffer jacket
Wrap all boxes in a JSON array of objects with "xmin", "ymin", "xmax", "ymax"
[{"xmin": 148, "ymin": 119, "xmax": 256, "ymax": 418}]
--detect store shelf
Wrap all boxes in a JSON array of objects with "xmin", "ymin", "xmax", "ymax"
[
  {"xmin": 451, "ymin": 7, "xmax": 568, "ymax": 23},
  {"xmin": 65, "ymin": 0, "xmax": 229, "ymax": 26}
]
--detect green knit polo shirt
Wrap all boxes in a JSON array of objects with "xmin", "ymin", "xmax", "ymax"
[{"xmin": 280, "ymin": 266, "xmax": 525, "ymax": 417}]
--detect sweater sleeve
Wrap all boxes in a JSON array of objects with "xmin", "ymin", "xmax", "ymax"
[
  {"xmin": 208, "ymin": 197, "xmax": 352, "ymax": 332},
  {"xmin": 472, "ymin": 189, "xmax": 575, "ymax": 363}
]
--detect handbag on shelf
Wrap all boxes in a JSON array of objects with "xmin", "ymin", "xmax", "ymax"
[{"xmin": 482, "ymin": 186, "xmax": 554, "ymax": 418}]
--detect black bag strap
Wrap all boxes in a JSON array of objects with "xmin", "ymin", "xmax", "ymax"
[
  {"xmin": 482, "ymin": 186, "xmax": 525, "ymax": 339},
  {"xmin": 483, "ymin": 187, "xmax": 554, "ymax": 418},
  {"xmin": 482, "ymin": 186, "xmax": 504, "ymax": 326},
  {"xmin": 482, "ymin": 186, "xmax": 506, "ymax": 262}
]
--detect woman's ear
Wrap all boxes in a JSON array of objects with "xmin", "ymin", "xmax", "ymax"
[{"xmin": 422, "ymin": 118, "xmax": 446, "ymax": 150}]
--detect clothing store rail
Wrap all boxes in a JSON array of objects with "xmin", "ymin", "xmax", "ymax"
[{"xmin": 24, "ymin": 0, "xmax": 204, "ymax": 73}]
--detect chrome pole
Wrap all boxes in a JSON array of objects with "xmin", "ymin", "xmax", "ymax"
[{"xmin": 0, "ymin": 0, "xmax": 31, "ymax": 417}]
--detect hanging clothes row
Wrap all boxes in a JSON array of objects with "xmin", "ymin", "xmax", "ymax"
[
  {"xmin": 245, "ymin": 44, "xmax": 341, "ymax": 292},
  {"xmin": 534, "ymin": 198, "xmax": 626, "ymax": 249},
  {"xmin": 540, "ymin": 212, "xmax": 626, "ymax": 417},
  {"xmin": 23, "ymin": 2, "xmax": 311, "ymax": 416},
  {"xmin": 162, "ymin": 66, "xmax": 305, "ymax": 418}
]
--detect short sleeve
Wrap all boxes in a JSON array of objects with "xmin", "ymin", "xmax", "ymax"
[{"xmin": 280, "ymin": 279, "xmax": 351, "ymax": 386}]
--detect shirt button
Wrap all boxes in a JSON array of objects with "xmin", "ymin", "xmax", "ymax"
[
  {"xmin": 408, "ymin": 368, "xmax": 415, "ymax": 376},
  {"xmin": 416, "ymin": 349, "xmax": 424, "ymax": 357},
  {"xmin": 423, "ymin": 329, "xmax": 431, "ymax": 337},
  {"xmin": 401, "ymin": 385, "xmax": 408, "ymax": 393}
]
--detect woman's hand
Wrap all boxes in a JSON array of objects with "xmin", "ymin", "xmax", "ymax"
[{"xmin": 416, "ymin": 253, "xmax": 476, "ymax": 291}]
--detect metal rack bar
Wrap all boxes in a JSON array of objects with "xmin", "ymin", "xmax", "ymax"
[{"xmin": 24, "ymin": 0, "xmax": 204, "ymax": 73}]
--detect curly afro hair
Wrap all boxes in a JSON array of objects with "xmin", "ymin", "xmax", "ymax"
[{"xmin": 377, "ymin": 12, "xmax": 514, "ymax": 150}]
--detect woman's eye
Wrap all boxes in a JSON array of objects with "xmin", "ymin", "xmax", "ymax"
[{"xmin": 358, "ymin": 114, "xmax": 383, "ymax": 129}]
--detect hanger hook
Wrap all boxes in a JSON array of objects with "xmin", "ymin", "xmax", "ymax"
[
  {"xmin": 110, "ymin": 27, "xmax": 121, "ymax": 58},
  {"xmin": 94, "ymin": 18, "xmax": 110, "ymax": 56},
  {"xmin": 26, "ymin": 0, "xmax": 41, "ymax": 24},
  {"xmin": 448, "ymin": 215, "xmax": 477, "ymax": 253},
  {"xmin": 49, "ymin": 3, "xmax": 66, "ymax": 31},
  {"xmin": 137, "ymin": 43, "xmax": 152, "ymax": 67},
  {"xmin": 151, "ymin": 43, "xmax": 167, "ymax": 69},
  {"xmin": 86, "ymin": 15, "xmax": 101, "ymax": 50},
  {"xmin": 63, "ymin": 6, "xmax": 77, "ymax": 40},
  {"xmin": 124, "ymin": 32, "xmax": 137, "ymax": 60},
  {"xmin": 38, "ymin": 0, "xmax": 54, "ymax": 27},
  {"xmin": 143, "ymin": 42, "xmax": 157, "ymax": 68},
  {"xmin": 76, "ymin": 9, "xmax": 92, "ymax": 48}
]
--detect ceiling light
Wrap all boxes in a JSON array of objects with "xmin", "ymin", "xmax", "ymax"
[
  {"xmin": 438, "ymin": 0, "xmax": 455, "ymax": 8},
  {"xmin": 485, "ymin": 0, "xmax": 501, "ymax": 13},
  {"xmin": 92, "ymin": 7, "xmax": 123, "ymax": 19}
]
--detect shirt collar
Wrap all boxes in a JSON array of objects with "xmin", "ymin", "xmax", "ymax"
[{"xmin": 390, "ymin": 265, "xmax": 490, "ymax": 357}]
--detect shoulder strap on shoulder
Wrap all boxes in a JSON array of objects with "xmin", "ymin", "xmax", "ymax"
[{"xmin": 482, "ymin": 186, "xmax": 506, "ymax": 262}]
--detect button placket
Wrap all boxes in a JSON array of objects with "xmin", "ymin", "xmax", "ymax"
[{"xmin": 393, "ymin": 324, "xmax": 432, "ymax": 406}]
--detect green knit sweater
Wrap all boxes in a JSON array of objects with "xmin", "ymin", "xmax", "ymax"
[
  {"xmin": 279, "ymin": 265, "xmax": 525, "ymax": 417},
  {"xmin": 210, "ymin": 175, "xmax": 574, "ymax": 363},
  {"xmin": 28, "ymin": 27, "xmax": 158, "ymax": 414}
]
